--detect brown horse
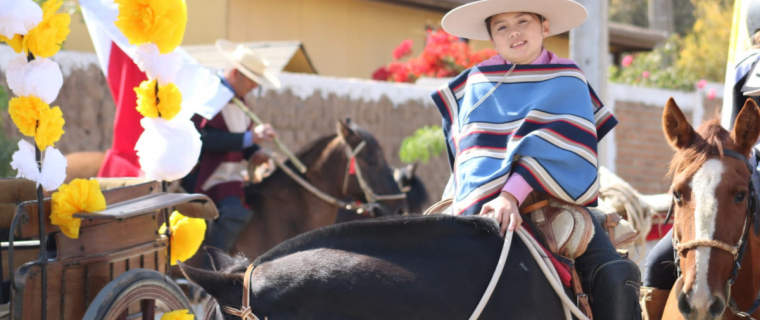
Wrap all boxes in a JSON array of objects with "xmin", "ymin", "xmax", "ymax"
[
  {"xmin": 660, "ymin": 97, "xmax": 760, "ymax": 320},
  {"xmin": 185, "ymin": 119, "xmax": 407, "ymax": 266}
]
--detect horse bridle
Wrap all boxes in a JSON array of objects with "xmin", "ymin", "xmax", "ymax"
[
  {"xmin": 220, "ymin": 264, "xmax": 261, "ymax": 320},
  {"xmin": 337, "ymin": 132, "xmax": 407, "ymax": 216},
  {"xmin": 663, "ymin": 149, "xmax": 760, "ymax": 318},
  {"xmin": 260, "ymin": 135, "xmax": 406, "ymax": 218}
]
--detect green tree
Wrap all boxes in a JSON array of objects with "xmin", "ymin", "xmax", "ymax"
[
  {"xmin": 676, "ymin": 0, "xmax": 734, "ymax": 82},
  {"xmin": 609, "ymin": 0, "xmax": 649, "ymax": 28},
  {"xmin": 0, "ymin": 85, "xmax": 18, "ymax": 178},
  {"xmin": 399, "ymin": 126, "xmax": 446, "ymax": 164}
]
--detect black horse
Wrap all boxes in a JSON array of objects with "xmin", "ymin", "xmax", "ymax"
[{"xmin": 180, "ymin": 215, "xmax": 568, "ymax": 320}]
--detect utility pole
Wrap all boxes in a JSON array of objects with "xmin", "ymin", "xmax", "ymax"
[{"xmin": 570, "ymin": 0, "xmax": 611, "ymax": 169}]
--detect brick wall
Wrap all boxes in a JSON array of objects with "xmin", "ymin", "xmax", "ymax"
[{"xmin": 609, "ymin": 85, "xmax": 724, "ymax": 195}]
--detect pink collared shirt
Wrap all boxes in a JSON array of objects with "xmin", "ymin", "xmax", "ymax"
[{"xmin": 479, "ymin": 49, "xmax": 577, "ymax": 205}]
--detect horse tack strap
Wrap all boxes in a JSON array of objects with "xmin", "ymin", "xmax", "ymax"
[
  {"xmin": 519, "ymin": 200, "xmax": 549, "ymax": 215},
  {"xmin": 571, "ymin": 266, "xmax": 594, "ymax": 320},
  {"xmin": 222, "ymin": 264, "xmax": 261, "ymax": 320}
]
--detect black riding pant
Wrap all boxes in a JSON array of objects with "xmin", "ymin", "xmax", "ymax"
[
  {"xmin": 642, "ymin": 228, "xmax": 678, "ymax": 290},
  {"xmin": 574, "ymin": 211, "xmax": 643, "ymax": 320},
  {"xmin": 201, "ymin": 196, "xmax": 253, "ymax": 270}
]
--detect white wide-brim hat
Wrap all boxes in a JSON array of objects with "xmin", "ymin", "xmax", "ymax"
[
  {"xmin": 216, "ymin": 39, "xmax": 282, "ymax": 90},
  {"xmin": 442, "ymin": 0, "xmax": 588, "ymax": 41}
]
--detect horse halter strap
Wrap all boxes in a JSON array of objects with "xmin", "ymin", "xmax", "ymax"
[{"xmin": 221, "ymin": 264, "xmax": 261, "ymax": 320}]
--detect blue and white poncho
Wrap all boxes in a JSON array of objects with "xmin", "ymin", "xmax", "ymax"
[{"xmin": 432, "ymin": 64, "xmax": 618, "ymax": 216}]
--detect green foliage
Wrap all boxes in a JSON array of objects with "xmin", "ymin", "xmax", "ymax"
[
  {"xmin": 609, "ymin": 36, "xmax": 698, "ymax": 91},
  {"xmin": 676, "ymin": 0, "xmax": 734, "ymax": 82},
  {"xmin": 609, "ymin": 0, "xmax": 648, "ymax": 28},
  {"xmin": 0, "ymin": 85, "xmax": 18, "ymax": 178},
  {"xmin": 399, "ymin": 125, "xmax": 446, "ymax": 164}
]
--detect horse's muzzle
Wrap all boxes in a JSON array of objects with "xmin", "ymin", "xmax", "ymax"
[{"xmin": 678, "ymin": 290, "xmax": 726, "ymax": 320}]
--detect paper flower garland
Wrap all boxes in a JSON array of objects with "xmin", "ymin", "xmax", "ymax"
[
  {"xmin": 115, "ymin": 0, "xmax": 200, "ymax": 181},
  {"xmin": 6, "ymin": 55, "xmax": 64, "ymax": 104},
  {"xmin": 8, "ymin": 96, "xmax": 65, "ymax": 150},
  {"xmin": 3, "ymin": 0, "xmax": 83, "ymax": 238},
  {"xmin": 0, "ymin": 0, "xmax": 43, "ymax": 39},
  {"xmin": 134, "ymin": 79, "xmax": 182, "ymax": 120},
  {"xmin": 158, "ymin": 211, "xmax": 206, "ymax": 265},
  {"xmin": 25, "ymin": 0, "xmax": 71, "ymax": 58},
  {"xmin": 114, "ymin": 0, "xmax": 187, "ymax": 54},
  {"xmin": 51, "ymin": 179, "xmax": 107, "ymax": 239},
  {"xmin": 0, "ymin": 0, "xmax": 70, "ymax": 57},
  {"xmin": 10, "ymin": 140, "xmax": 67, "ymax": 191}
]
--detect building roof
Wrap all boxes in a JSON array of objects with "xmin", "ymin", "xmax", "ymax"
[
  {"xmin": 182, "ymin": 41, "xmax": 318, "ymax": 74},
  {"xmin": 608, "ymin": 22, "xmax": 669, "ymax": 53}
]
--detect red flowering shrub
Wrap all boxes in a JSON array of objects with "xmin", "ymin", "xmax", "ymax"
[{"xmin": 372, "ymin": 29, "xmax": 497, "ymax": 83}]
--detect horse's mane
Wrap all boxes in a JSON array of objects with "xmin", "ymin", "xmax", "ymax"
[
  {"xmin": 252, "ymin": 215, "xmax": 500, "ymax": 267},
  {"xmin": 668, "ymin": 119, "xmax": 734, "ymax": 179}
]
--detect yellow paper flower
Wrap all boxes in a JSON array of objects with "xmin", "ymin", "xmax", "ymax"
[
  {"xmin": 135, "ymin": 79, "xmax": 182, "ymax": 120},
  {"xmin": 114, "ymin": 0, "xmax": 187, "ymax": 54},
  {"xmin": 159, "ymin": 211, "xmax": 206, "ymax": 265},
  {"xmin": 35, "ymin": 106, "xmax": 65, "ymax": 149},
  {"xmin": 25, "ymin": 0, "xmax": 71, "ymax": 58},
  {"xmin": 51, "ymin": 179, "xmax": 107, "ymax": 239},
  {"xmin": 160, "ymin": 309, "xmax": 193, "ymax": 320},
  {"xmin": 8, "ymin": 96, "xmax": 49, "ymax": 137},
  {"xmin": 0, "ymin": 34, "xmax": 26, "ymax": 54}
]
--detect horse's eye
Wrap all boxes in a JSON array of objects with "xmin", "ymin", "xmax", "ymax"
[
  {"xmin": 673, "ymin": 191, "xmax": 682, "ymax": 204},
  {"xmin": 735, "ymin": 191, "xmax": 747, "ymax": 204}
]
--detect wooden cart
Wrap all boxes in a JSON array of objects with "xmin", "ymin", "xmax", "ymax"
[{"xmin": 0, "ymin": 178, "xmax": 218, "ymax": 319}]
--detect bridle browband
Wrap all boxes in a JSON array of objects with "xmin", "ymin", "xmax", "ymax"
[{"xmin": 664, "ymin": 149, "xmax": 760, "ymax": 319}]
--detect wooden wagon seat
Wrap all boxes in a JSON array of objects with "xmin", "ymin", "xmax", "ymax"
[{"xmin": 12, "ymin": 179, "xmax": 218, "ymax": 239}]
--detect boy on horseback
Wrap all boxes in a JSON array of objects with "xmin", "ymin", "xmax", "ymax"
[
  {"xmin": 435, "ymin": 1, "xmax": 641, "ymax": 318},
  {"xmin": 188, "ymin": 40, "xmax": 280, "ymax": 270}
]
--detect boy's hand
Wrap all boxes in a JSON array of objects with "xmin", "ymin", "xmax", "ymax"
[{"xmin": 480, "ymin": 191, "xmax": 522, "ymax": 235}]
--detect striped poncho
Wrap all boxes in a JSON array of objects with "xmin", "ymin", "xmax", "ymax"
[{"xmin": 433, "ymin": 64, "xmax": 618, "ymax": 216}]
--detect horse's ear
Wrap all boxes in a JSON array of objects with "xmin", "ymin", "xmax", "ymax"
[
  {"xmin": 337, "ymin": 119, "xmax": 357, "ymax": 140},
  {"xmin": 204, "ymin": 246, "xmax": 238, "ymax": 272},
  {"xmin": 405, "ymin": 163, "xmax": 417, "ymax": 179},
  {"xmin": 662, "ymin": 97, "xmax": 696, "ymax": 150},
  {"xmin": 178, "ymin": 262, "xmax": 245, "ymax": 307},
  {"xmin": 731, "ymin": 98, "xmax": 760, "ymax": 155}
]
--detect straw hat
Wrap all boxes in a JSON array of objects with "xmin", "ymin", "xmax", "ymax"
[
  {"xmin": 441, "ymin": 0, "xmax": 588, "ymax": 41},
  {"xmin": 216, "ymin": 39, "xmax": 282, "ymax": 89}
]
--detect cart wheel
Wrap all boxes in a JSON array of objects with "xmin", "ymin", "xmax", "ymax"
[{"xmin": 83, "ymin": 268, "xmax": 193, "ymax": 320}]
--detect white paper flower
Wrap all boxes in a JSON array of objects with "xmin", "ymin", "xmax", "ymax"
[
  {"xmin": 6, "ymin": 55, "xmax": 29, "ymax": 97},
  {"xmin": 10, "ymin": 139, "xmax": 39, "ymax": 183},
  {"xmin": 40, "ymin": 147, "xmax": 67, "ymax": 191},
  {"xmin": 10, "ymin": 140, "xmax": 68, "ymax": 191},
  {"xmin": 6, "ymin": 55, "xmax": 64, "ymax": 104},
  {"xmin": 0, "ymin": 0, "xmax": 43, "ymax": 38},
  {"xmin": 135, "ymin": 117, "xmax": 202, "ymax": 181},
  {"xmin": 135, "ymin": 43, "xmax": 183, "ymax": 86}
]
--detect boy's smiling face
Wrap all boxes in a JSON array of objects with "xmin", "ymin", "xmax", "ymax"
[{"xmin": 488, "ymin": 12, "xmax": 550, "ymax": 64}]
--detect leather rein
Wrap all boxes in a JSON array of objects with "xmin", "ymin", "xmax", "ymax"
[
  {"xmin": 262, "ymin": 133, "xmax": 406, "ymax": 217},
  {"xmin": 662, "ymin": 149, "xmax": 760, "ymax": 319}
]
